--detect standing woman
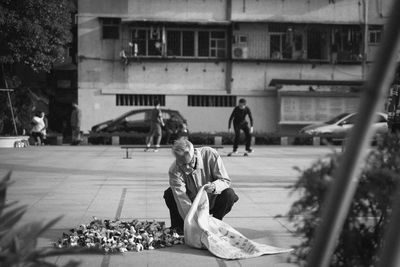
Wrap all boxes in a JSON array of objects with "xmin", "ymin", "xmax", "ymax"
[{"xmin": 145, "ymin": 99, "xmax": 165, "ymax": 152}]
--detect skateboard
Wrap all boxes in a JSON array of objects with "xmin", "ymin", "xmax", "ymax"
[
  {"xmin": 227, "ymin": 151, "xmax": 249, "ymax": 157},
  {"xmin": 144, "ymin": 147, "xmax": 160, "ymax": 152}
]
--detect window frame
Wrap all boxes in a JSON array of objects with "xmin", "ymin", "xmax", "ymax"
[
  {"xmin": 101, "ymin": 18, "xmax": 120, "ymax": 40},
  {"xmin": 368, "ymin": 26, "xmax": 383, "ymax": 45},
  {"xmin": 129, "ymin": 27, "xmax": 227, "ymax": 59},
  {"xmin": 188, "ymin": 95, "xmax": 237, "ymax": 107},
  {"xmin": 116, "ymin": 94, "xmax": 165, "ymax": 106}
]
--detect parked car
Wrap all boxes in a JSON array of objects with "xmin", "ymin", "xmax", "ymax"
[
  {"xmin": 91, "ymin": 109, "xmax": 188, "ymax": 137},
  {"xmin": 299, "ymin": 112, "xmax": 388, "ymax": 137}
]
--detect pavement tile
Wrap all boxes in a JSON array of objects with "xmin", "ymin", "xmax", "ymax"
[{"xmin": 0, "ymin": 145, "xmax": 336, "ymax": 267}]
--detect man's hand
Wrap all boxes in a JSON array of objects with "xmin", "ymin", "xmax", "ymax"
[
  {"xmin": 204, "ymin": 182, "xmax": 216, "ymax": 194},
  {"xmin": 250, "ymin": 126, "xmax": 254, "ymax": 134}
]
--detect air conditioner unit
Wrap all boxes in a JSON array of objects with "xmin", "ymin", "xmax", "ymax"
[{"xmin": 232, "ymin": 46, "xmax": 248, "ymax": 59}]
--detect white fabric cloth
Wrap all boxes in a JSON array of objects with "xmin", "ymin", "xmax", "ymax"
[
  {"xmin": 31, "ymin": 116, "xmax": 45, "ymax": 133},
  {"xmin": 184, "ymin": 186, "xmax": 293, "ymax": 259}
]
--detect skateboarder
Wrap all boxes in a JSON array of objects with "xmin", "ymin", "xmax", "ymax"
[{"xmin": 228, "ymin": 98, "xmax": 254, "ymax": 154}]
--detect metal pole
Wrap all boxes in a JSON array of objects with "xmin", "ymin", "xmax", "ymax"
[
  {"xmin": 362, "ymin": 0, "xmax": 369, "ymax": 80},
  {"xmin": 307, "ymin": 0, "xmax": 400, "ymax": 266},
  {"xmin": 1, "ymin": 64, "xmax": 18, "ymax": 136}
]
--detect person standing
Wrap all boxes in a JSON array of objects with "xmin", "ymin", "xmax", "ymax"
[
  {"xmin": 31, "ymin": 111, "xmax": 46, "ymax": 146},
  {"xmin": 42, "ymin": 112, "xmax": 48, "ymax": 144},
  {"xmin": 70, "ymin": 102, "xmax": 82, "ymax": 145},
  {"xmin": 145, "ymin": 100, "xmax": 164, "ymax": 152},
  {"xmin": 163, "ymin": 138, "xmax": 239, "ymax": 234},
  {"xmin": 228, "ymin": 98, "xmax": 254, "ymax": 154}
]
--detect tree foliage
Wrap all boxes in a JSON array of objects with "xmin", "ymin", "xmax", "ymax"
[
  {"xmin": 286, "ymin": 134, "xmax": 400, "ymax": 266},
  {"xmin": 0, "ymin": 0, "xmax": 74, "ymax": 72}
]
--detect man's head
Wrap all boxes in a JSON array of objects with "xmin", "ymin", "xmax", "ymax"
[
  {"xmin": 238, "ymin": 98, "xmax": 246, "ymax": 109},
  {"xmin": 154, "ymin": 99, "xmax": 160, "ymax": 108},
  {"xmin": 36, "ymin": 111, "xmax": 44, "ymax": 118},
  {"xmin": 172, "ymin": 138, "xmax": 195, "ymax": 170}
]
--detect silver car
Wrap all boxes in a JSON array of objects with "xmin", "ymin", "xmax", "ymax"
[{"xmin": 299, "ymin": 112, "xmax": 388, "ymax": 137}]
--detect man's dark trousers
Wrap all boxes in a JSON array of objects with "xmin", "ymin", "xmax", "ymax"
[
  {"xmin": 233, "ymin": 122, "xmax": 251, "ymax": 151},
  {"xmin": 163, "ymin": 187, "xmax": 239, "ymax": 231}
]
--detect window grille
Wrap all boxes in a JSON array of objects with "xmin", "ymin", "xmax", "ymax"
[
  {"xmin": 198, "ymin": 31, "xmax": 210, "ymax": 57},
  {"xmin": 132, "ymin": 29, "xmax": 162, "ymax": 56},
  {"xmin": 331, "ymin": 26, "xmax": 362, "ymax": 61},
  {"xmin": 369, "ymin": 26, "xmax": 383, "ymax": 45},
  {"xmin": 188, "ymin": 95, "xmax": 237, "ymax": 107},
  {"xmin": 101, "ymin": 18, "xmax": 120, "ymax": 39},
  {"xmin": 166, "ymin": 31, "xmax": 181, "ymax": 56},
  {"xmin": 130, "ymin": 28, "xmax": 226, "ymax": 58},
  {"xmin": 210, "ymin": 31, "xmax": 226, "ymax": 58},
  {"xmin": 269, "ymin": 24, "xmax": 294, "ymax": 59},
  {"xmin": 116, "ymin": 94, "xmax": 165, "ymax": 106}
]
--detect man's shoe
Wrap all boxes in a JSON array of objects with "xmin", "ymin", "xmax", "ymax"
[
  {"xmin": 246, "ymin": 148, "xmax": 253, "ymax": 153},
  {"xmin": 171, "ymin": 227, "xmax": 184, "ymax": 236}
]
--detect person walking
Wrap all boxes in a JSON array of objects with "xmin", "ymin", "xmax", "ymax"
[
  {"xmin": 70, "ymin": 102, "xmax": 82, "ymax": 145},
  {"xmin": 145, "ymin": 100, "xmax": 164, "ymax": 152},
  {"xmin": 228, "ymin": 98, "xmax": 254, "ymax": 154},
  {"xmin": 163, "ymin": 138, "xmax": 239, "ymax": 234},
  {"xmin": 31, "ymin": 111, "xmax": 46, "ymax": 146}
]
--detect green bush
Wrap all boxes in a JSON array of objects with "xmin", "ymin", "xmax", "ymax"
[{"xmin": 286, "ymin": 134, "xmax": 400, "ymax": 266}]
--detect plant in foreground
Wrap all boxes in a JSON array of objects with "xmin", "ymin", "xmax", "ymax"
[{"xmin": 286, "ymin": 134, "xmax": 400, "ymax": 267}]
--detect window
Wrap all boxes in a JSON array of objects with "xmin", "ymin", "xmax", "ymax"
[
  {"xmin": 369, "ymin": 26, "xmax": 382, "ymax": 45},
  {"xmin": 188, "ymin": 95, "xmax": 237, "ymax": 107},
  {"xmin": 198, "ymin": 31, "xmax": 210, "ymax": 57},
  {"xmin": 269, "ymin": 24, "xmax": 293, "ymax": 59},
  {"xmin": 307, "ymin": 27, "xmax": 326, "ymax": 60},
  {"xmin": 116, "ymin": 94, "xmax": 165, "ymax": 106},
  {"xmin": 101, "ymin": 18, "xmax": 120, "ymax": 39},
  {"xmin": 125, "ymin": 112, "xmax": 146, "ymax": 122},
  {"xmin": 130, "ymin": 27, "xmax": 226, "ymax": 58},
  {"xmin": 132, "ymin": 29, "xmax": 162, "ymax": 56},
  {"xmin": 198, "ymin": 31, "xmax": 226, "ymax": 58},
  {"xmin": 210, "ymin": 31, "xmax": 226, "ymax": 58},
  {"xmin": 331, "ymin": 26, "xmax": 362, "ymax": 61},
  {"xmin": 182, "ymin": 31, "xmax": 195, "ymax": 56},
  {"xmin": 166, "ymin": 30, "xmax": 195, "ymax": 56}
]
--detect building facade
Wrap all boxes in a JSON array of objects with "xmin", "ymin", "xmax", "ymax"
[{"xmin": 77, "ymin": 0, "xmax": 390, "ymax": 133}]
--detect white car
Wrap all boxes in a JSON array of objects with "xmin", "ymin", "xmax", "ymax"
[{"xmin": 299, "ymin": 112, "xmax": 388, "ymax": 137}]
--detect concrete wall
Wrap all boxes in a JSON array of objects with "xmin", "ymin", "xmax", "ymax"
[
  {"xmin": 79, "ymin": 89, "xmax": 277, "ymax": 133},
  {"xmin": 231, "ymin": 0, "xmax": 389, "ymax": 24},
  {"xmin": 77, "ymin": 0, "xmax": 391, "ymax": 134},
  {"xmin": 80, "ymin": 0, "xmax": 227, "ymax": 21}
]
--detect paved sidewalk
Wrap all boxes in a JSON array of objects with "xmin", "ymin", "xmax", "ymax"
[{"xmin": 0, "ymin": 145, "xmax": 337, "ymax": 267}]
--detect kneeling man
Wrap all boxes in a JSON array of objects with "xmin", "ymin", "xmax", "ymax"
[{"xmin": 164, "ymin": 138, "xmax": 239, "ymax": 234}]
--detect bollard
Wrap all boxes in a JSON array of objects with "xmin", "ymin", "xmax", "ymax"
[
  {"xmin": 280, "ymin": 136, "xmax": 289, "ymax": 146},
  {"xmin": 112, "ymin": 136, "xmax": 120, "ymax": 145},
  {"xmin": 313, "ymin": 136, "xmax": 321, "ymax": 146},
  {"xmin": 81, "ymin": 135, "xmax": 88, "ymax": 145},
  {"xmin": 56, "ymin": 135, "xmax": 63, "ymax": 145},
  {"xmin": 214, "ymin": 136, "xmax": 222, "ymax": 146}
]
